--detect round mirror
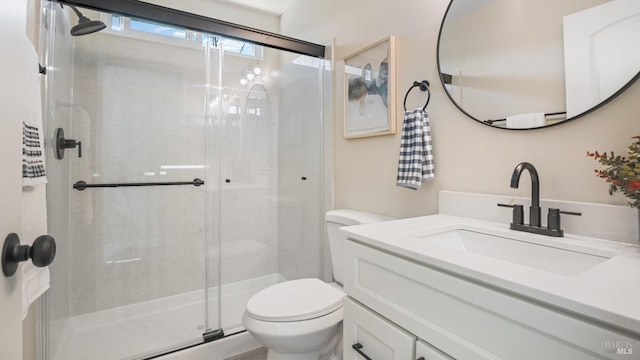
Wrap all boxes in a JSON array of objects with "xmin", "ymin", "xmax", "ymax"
[{"xmin": 437, "ymin": 0, "xmax": 640, "ymax": 130}]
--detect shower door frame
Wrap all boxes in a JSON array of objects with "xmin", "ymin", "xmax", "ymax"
[
  {"xmin": 54, "ymin": 0, "xmax": 325, "ymax": 58},
  {"xmin": 41, "ymin": 2, "xmax": 327, "ymax": 359}
]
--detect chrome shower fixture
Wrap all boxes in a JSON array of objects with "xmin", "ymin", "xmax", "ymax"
[{"xmin": 68, "ymin": 4, "xmax": 107, "ymax": 36}]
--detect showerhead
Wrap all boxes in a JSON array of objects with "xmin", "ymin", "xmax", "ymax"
[{"xmin": 68, "ymin": 5, "xmax": 106, "ymax": 36}]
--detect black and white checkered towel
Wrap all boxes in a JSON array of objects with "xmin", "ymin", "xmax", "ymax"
[
  {"xmin": 22, "ymin": 38, "xmax": 47, "ymax": 187},
  {"xmin": 22, "ymin": 121, "xmax": 46, "ymax": 184},
  {"xmin": 396, "ymin": 108, "xmax": 434, "ymax": 190}
]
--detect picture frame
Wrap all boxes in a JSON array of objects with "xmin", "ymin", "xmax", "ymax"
[{"xmin": 343, "ymin": 36, "xmax": 396, "ymax": 139}]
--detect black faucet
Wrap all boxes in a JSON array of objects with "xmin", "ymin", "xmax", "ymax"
[
  {"xmin": 498, "ymin": 162, "xmax": 581, "ymax": 237},
  {"xmin": 510, "ymin": 162, "xmax": 541, "ymax": 227}
]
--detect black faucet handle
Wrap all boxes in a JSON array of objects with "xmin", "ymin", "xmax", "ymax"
[
  {"xmin": 560, "ymin": 210, "xmax": 582, "ymax": 216},
  {"xmin": 497, "ymin": 203, "xmax": 524, "ymax": 225},
  {"xmin": 54, "ymin": 128, "xmax": 83, "ymax": 159},
  {"xmin": 62, "ymin": 139, "xmax": 82, "ymax": 158},
  {"xmin": 547, "ymin": 208, "xmax": 581, "ymax": 232}
]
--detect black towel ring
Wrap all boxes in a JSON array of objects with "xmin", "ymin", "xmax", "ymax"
[{"xmin": 403, "ymin": 80, "xmax": 430, "ymax": 111}]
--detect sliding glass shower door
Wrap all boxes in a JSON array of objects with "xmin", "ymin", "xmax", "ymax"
[
  {"xmin": 44, "ymin": 4, "xmax": 219, "ymax": 359},
  {"xmin": 42, "ymin": 2, "xmax": 328, "ymax": 359}
]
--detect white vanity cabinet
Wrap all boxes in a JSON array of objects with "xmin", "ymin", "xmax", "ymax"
[{"xmin": 343, "ymin": 239, "xmax": 640, "ymax": 360}]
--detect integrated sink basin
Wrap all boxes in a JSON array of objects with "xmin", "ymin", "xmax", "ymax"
[{"xmin": 415, "ymin": 228, "xmax": 615, "ymax": 276}]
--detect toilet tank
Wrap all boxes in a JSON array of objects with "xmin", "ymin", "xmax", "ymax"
[{"xmin": 325, "ymin": 209, "xmax": 395, "ymax": 284}]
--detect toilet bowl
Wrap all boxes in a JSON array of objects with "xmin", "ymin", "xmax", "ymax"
[
  {"xmin": 243, "ymin": 279, "xmax": 344, "ymax": 360},
  {"xmin": 242, "ymin": 210, "xmax": 394, "ymax": 360}
]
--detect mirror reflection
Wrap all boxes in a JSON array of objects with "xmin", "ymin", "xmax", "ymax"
[
  {"xmin": 438, "ymin": 0, "xmax": 640, "ymax": 129},
  {"xmin": 246, "ymin": 84, "xmax": 270, "ymax": 120}
]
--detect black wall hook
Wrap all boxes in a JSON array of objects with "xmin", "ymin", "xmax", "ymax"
[{"xmin": 403, "ymin": 80, "xmax": 431, "ymax": 111}]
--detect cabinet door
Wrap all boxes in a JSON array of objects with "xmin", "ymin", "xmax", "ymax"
[
  {"xmin": 343, "ymin": 297, "xmax": 415, "ymax": 360},
  {"xmin": 416, "ymin": 340, "xmax": 455, "ymax": 360}
]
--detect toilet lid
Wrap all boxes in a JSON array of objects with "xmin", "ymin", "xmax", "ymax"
[{"xmin": 246, "ymin": 278, "xmax": 344, "ymax": 322}]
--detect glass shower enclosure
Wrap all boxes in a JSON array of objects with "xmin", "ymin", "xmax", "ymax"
[{"xmin": 41, "ymin": 2, "xmax": 330, "ymax": 359}]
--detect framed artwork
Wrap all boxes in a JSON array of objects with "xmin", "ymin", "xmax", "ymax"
[{"xmin": 343, "ymin": 36, "xmax": 396, "ymax": 139}]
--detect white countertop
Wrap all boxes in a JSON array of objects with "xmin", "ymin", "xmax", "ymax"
[{"xmin": 341, "ymin": 214, "xmax": 640, "ymax": 335}]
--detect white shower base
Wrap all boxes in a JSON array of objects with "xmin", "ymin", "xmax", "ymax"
[
  {"xmin": 156, "ymin": 331, "xmax": 262, "ymax": 360},
  {"xmin": 53, "ymin": 274, "xmax": 282, "ymax": 360}
]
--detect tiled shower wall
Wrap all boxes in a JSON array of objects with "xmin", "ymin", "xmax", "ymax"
[
  {"xmin": 277, "ymin": 57, "xmax": 325, "ymax": 281},
  {"xmin": 67, "ymin": 31, "xmax": 214, "ymax": 315},
  {"xmin": 50, "ymin": 10, "xmax": 326, "ymax": 317}
]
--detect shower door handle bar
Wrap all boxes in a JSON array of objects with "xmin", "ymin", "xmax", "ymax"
[{"xmin": 73, "ymin": 178, "xmax": 204, "ymax": 191}]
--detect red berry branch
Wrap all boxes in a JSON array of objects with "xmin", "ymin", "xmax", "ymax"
[{"xmin": 587, "ymin": 136, "xmax": 640, "ymax": 208}]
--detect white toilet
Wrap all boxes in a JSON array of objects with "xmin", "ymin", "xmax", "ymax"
[{"xmin": 242, "ymin": 209, "xmax": 394, "ymax": 360}]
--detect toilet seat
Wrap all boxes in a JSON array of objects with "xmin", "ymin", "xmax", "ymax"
[{"xmin": 246, "ymin": 278, "xmax": 344, "ymax": 322}]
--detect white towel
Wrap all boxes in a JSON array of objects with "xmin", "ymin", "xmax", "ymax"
[
  {"xmin": 506, "ymin": 112, "xmax": 546, "ymax": 129},
  {"xmin": 22, "ymin": 186, "xmax": 49, "ymax": 320},
  {"xmin": 396, "ymin": 108, "xmax": 435, "ymax": 190},
  {"xmin": 21, "ymin": 37, "xmax": 49, "ymax": 320},
  {"xmin": 22, "ymin": 36, "xmax": 47, "ymax": 187}
]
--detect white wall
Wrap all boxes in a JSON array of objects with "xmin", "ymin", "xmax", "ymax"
[
  {"xmin": 281, "ymin": 0, "xmax": 640, "ymax": 219},
  {"xmin": 142, "ymin": 0, "xmax": 279, "ymax": 33}
]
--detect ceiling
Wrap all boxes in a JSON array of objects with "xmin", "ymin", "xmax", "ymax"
[
  {"xmin": 212, "ymin": 0, "xmax": 300, "ymax": 15},
  {"xmin": 214, "ymin": 0, "xmax": 497, "ymax": 18}
]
